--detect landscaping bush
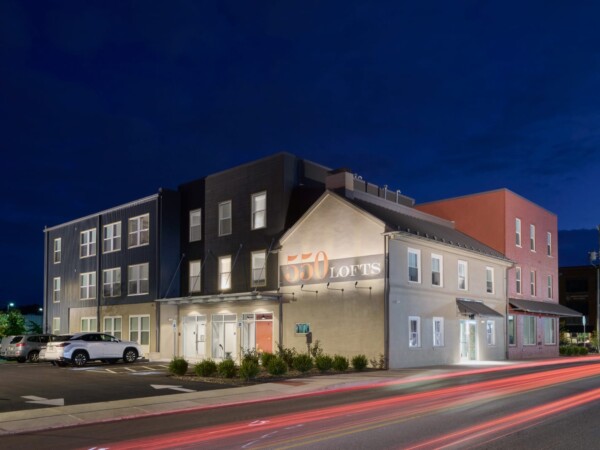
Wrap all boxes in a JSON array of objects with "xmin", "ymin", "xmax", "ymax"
[
  {"xmin": 260, "ymin": 352, "xmax": 276, "ymax": 368},
  {"xmin": 315, "ymin": 354, "xmax": 333, "ymax": 372},
  {"xmin": 239, "ymin": 358, "xmax": 260, "ymax": 381},
  {"xmin": 579, "ymin": 346, "xmax": 589, "ymax": 355},
  {"xmin": 217, "ymin": 359, "xmax": 237, "ymax": 378},
  {"xmin": 242, "ymin": 349, "xmax": 260, "ymax": 365},
  {"xmin": 276, "ymin": 343, "xmax": 297, "ymax": 369},
  {"xmin": 332, "ymin": 355, "xmax": 349, "ymax": 372},
  {"xmin": 267, "ymin": 356, "xmax": 288, "ymax": 376},
  {"xmin": 195, "ymin": 359, "xmax": 217, "ymax": 377},
  {"xmin": 168, "ymin": 357, "xmax": 189, "ymax": 376},
  {"xmin": 369, "ymin": 353, "xmax": 386, "ymax": 369},
  {"xmin": 292, "ymin": 353, "xmax": 314, "ymax": 373},
  {"xmin": 309, "ymin": 340, "xmax": 324, "ymax": 358},
  {"xmin": 351, "ymin": 354, "xmax": 368, "ymax": 371}
]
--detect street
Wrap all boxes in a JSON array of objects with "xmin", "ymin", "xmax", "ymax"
[{"xmin": 2, "ymin": 358, "xmax": 600, "ymax": 449}]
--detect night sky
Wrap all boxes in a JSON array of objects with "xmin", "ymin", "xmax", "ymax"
[{"xmin": 2, "ymin": 2, "xmax": 600, "ymax": 307}]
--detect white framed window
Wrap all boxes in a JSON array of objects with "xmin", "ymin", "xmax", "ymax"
[
  {"xmin": 103, "ymin": 268, "xmax": 121, "ymax": 298},
  {"xmin": 104, "ymin": 316, "xmax": 122, "ymax": 340},
  {"xmin": 547, "ymin": 232, "xmax": 552, "ymax": 257},
  {"xmin": 458, "ymin": 260, "xmax": 468, "ymax": 290},
  {"xmin": 530, "ymin": 224, "xmax": 536, "ymax": 251},
  {"xmin": 433, "ymin": 317, "xmax": 444, "ymax": 347},
  {"xmin": 516, "ymin": 267, "xmax": 522, "ymax": 294},
  {"xmin": 52, "ymin": 317, "xmax": 60, "ymax": 334},
  {"xmin": 189, "ymin": 260, "xmax": 201, "ymax": 293},
  {"xmin": 53, "ymin": 238, "xmax": 61, "ymax": 264},
  {"xmin": 408, "ymin": 248, "xmax": 421, "ymax": 283},
  {"xmin": 219, "ymin": 255, "xmax": 232, "ymax": 290},
  {"xmin": 130, "ymin": 315, "xmax": 150, "ymax": 347},
  {"xmin": 523, "ymin": 315, "xmax": 536, "ymax": 345},
  {"xmin": 544, "ymin": 317, "xmax": 556, "ymax": 345},
  {"xmin": 128, "ymin": 214, "xmax": 149, "ymax": 248},
  {"xmin": 80, "ymin": 271, "xmax": 96, "ymax": 300},
  {"xmin": 128, "ymin": 263, "xmax": 149, "ymax": 295},
  {"xmin": 530, "ymin": 270, "xmax": 536, "ymax": 296},
  {"xmin": 515, "ymin": 218, "xmax": 522, "ymax": 247},
  {"xmin": 189, "ymin": 209, "xmax": 202, "ymax": 242},
  {"xmin": 251, "ymin": 192, "xmax": 267, "ymax": 230},
  {"xmin": 211, "ymin": 313, "xmax": 237, "ymax": 359},
  {"xmin": 103, "ymin": 222, "xmax": 121, "ymax": 253},
  {"xmin": 218, "ymin": 201, "xmax": 232, "ymax": 236},
  {"xmin": 80, "ymin": 228, "xmax": 97, "ymax": 258},
  {"xmin": 508, "ymin": 315, "xmax": 516, "ymax": 346},
  {"xmin": 81, "ymin": 317, "xmax": 97, "ymax": 332},
  {"xmin": 251, "ymin": 250, "xmax": 267, "ymax": 287},
  {"xmin": 431, "ymin": 254, "xmax": 443, "ymax": 287},
  {"xmin": 486, "ymin": 267, "xmax": 494, "ymax": 294},
  {"xmin": 486, "ymin": 320, "xmax": 496, "ymax": 345},
  {"xmin": 409, "ymin": 316, "xmax": 421, "ymax": 348},
  {"xmin": 547, "ymin": 275, "xmax": 553, "ymax": 299},
  {"xmin": 53, "ymin": 277, "xmax": 61, "ymax": 303}
]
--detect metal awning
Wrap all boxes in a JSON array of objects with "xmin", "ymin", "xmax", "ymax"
[
  {"xmin": 509, "ymin": 299, "xmax": 582, "ymax": 317},
  {"xmin": 156, "ymin": 291, "xmax": 283, "ymax": 305},
  {"xmin": 456, "ymin": 299, "xmax": 503, "ymax": 318}
]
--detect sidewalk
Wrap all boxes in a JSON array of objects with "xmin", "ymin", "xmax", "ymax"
[{"xmin": 0, "ymin": 359, "xmax": 572, "ymax": 436}]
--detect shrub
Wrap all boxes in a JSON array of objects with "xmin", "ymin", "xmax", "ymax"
[
  {"xmin": 195, "ymin": 359, "xmax": 217, "ymax": 377},
  {"xmin": 276, "ymin": 343, "xmax": 297, "ymax": 369},
  {"xmin": 310, "ymin": 340, "xmax": 324, "ymax": 358},
  {"xmin": 267, "ymin": 356, "xmax": 288, "ymax": 376},
  {"xmin": 352, "ymin": 354, "xmax": 368, "ymax": 371},
  {"xmin": 217, "ymin": 359, "xmax": 237, "ymax": 378},
  {"xmin": 242, "ymin": 349, "xmax": 260, "ymax": 365},
  {"xmin": 332, "ymin": 355, "xmax": 349, "ymax": 372},
  {"xmin": 260, "ymin": 352, "xmax": 276, "ymax": 368},
  {"xmin": 168, "ymin": 357, "xmax": 189, "ymax": 376},
  {"xmin": 239, "ymin": 358, "xmax": 260, "ymax": 381},
  {"xmin": 369, "ymin": 353, "xmax": 386, "ymax": 369},
  {"xmin": 315, "ymin": 354, "xmax": 333, "ymax": 372},
  {"xmin": 292, "ymin": 353, "xmax": 314, "ymax": 373},
  {"xmin": 579, "ymin": 346, "xmax": 589, "ymax": 355}
]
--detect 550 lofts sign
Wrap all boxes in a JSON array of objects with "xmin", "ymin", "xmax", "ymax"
[{"xmin": 280, "ymin": 251, "xmax": 384, "ymax": 286}]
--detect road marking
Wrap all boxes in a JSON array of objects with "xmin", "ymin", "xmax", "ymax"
[
  {"xmin": 22, "ymin": 395, "xmax": 65, "ymax": 406},
  {"xmin": 151, "ymin": 384, "xmax": 196, "ymax": 393}
]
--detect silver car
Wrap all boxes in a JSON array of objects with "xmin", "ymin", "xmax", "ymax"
[
  {"xmin": 0, "ymin": 335, "xmax": 15, "ymax": 359},
  {"xmin": 43, "ymin": 332, "xmax": 142, "ymax": 367},
  {"xmin": 3, "ymin": 334, "xmax": 56, "ymax": 363}
]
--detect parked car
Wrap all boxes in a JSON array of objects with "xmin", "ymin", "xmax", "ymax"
[
  {"xmin": 3, "ymin": 334, "xmax": 56, "ymax": 363},
  {"xmin": 43, "ymin": 332, "xmax": 142, "ymax": 367},
  {"xmin": 0, "ymin": 335, "xmax": 15, "ymax": 359}
]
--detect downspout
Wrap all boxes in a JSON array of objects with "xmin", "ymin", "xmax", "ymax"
[
  {"xmin": 156, "ymin": 191, "xmax": 162, "ymax": 355},
  {"xmin": 384, "ymin": 233, "xmax": 391, "ymax": 369},
  {"xmin": 505, "ymin": 264, "xmax": 511, "ymax": 360},
  {"xmin": 43, "ymin": 227, "xmax": 48, "ymax": 333},
  {"xmin": 96, "ymin": 215, "xmax": 102, "ymax": 331}
]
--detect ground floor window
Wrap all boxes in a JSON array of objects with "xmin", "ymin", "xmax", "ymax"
[
  {"xmin": 508, "ymin": 315, "xmax": 516, "ymax": 346},
  {"xmin": 242, "ymin": 313, "xmax": 273, "ymax": 354},
  {"xmin": 433, "ymin": 317, "xmax": 444, "ymax": 347},
  {"xmin": 486, "ymin": 320, "xmax": 496, "ymax": 346},
  {"xmin": 212, "ymin": 314, "xmax": 237, "ymax": 359},
  {"xmin": 409, "ymin": 316, "xmax": 421, "ymax": 348},
  {"xmin": 544, "ymin": 317, "xmax": 556, "ymax": 344},
  {"xmin": 81, "ymin": 317, "xmax": 97, "ymax": 332},
  {"xmin": 104, "ymin": 316, "xmax": 122, "ymax": 340},
  {"xmin": 129, "ymin": 315, "xmax": 150, "ymax": 346},
  {"xmin": 52, "ymin": 317, "xmax": 60, "ymax": 334},
  {"xmin": 523, "ymin": 315, "xmax": 536, "ymax": 345}
]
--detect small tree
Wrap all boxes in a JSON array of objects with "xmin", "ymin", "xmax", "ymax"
[{"xmin": 0, "ymin": 310, "xmax": 26, "ymax": 337}]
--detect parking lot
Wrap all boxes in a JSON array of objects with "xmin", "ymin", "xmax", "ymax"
[{"xmin": 0, "ymin": 359, "xmax": 231, "ymax": 413}]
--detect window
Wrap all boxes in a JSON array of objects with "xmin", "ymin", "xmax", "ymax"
[
  {"xmin": 544, "ymin": 317, "xmax": 556, "ymax": 344},
  {"xmin": 515, "ymin": 218, "xmax": 522, "ymax": 247},
  {"xmin": 431, "ymin": 254, "xmax": 443, "ymax": 287},
  {"xmin": 409, "ymin": 316, "xmax": 421, "ymax": 347},
  {"xmin": 104, "ymin": 316, "xmax": 122, "ymax": 340},
  {"xmin": 408, "ymin": 248, "xmax": 421, "ymax": 283},
  {"xmin": 547, "ymin": 275, "xmax": 553, "ymax": 299},
  {"xmin": 130, "ymin": 315, "xmax": 150, "ymax": 347},
  {"xmin": 516, "ymin": 267, "xmax": 522, "ymax": 294},
  {"xmin": 103, "ymin": 222, "xmax": 121, "ymax": 253},
  {"xmin": 189, "ymin": 260, "xmax": 201, "ymax": 293},
  {"xmin": 547, "ymin": 232, "xmax": 552, "ymax": 257},
  {"xmin": 295, "ymin": 323, "xmax": 311, "ymax": 334},
  {"xmin": 189, "ymin": 209, "xmax": 202, "ymax": 242},
  {"xmin": 433, "ymin": 317, "xmax": 444, "ymax": 347},
  {"xmin": 458, "ymin": 260, "xmax": 468, "ymax": 290},
  {"xmin": 128, "ymin": 214, "xmax": 149, "ymax": 248},
  {"xmin": 128, "ymin": 263, "xmax": 149, "ymax": 295},
  {"xmin": 53, "ymin": 277, "xmax": 61, "ymax": 303},
  {"xmin": 486, "ymin": 267, "xmax": 494, "ymax": 294},
  {"xmin": 486, "ymin": 320, "xmax": 496, "ymax": 345},
  {"xmin": 211, "ymin": 314, "xmax": 237, "ymax": 359},
  {"xmin": 523, "ymin": 316, "xmax": 536, "ymax": 345},
  {"xmin": 219, "ymin": 256, "xmax": 232, "ymax": 290},
  {"xmin": 52, "ymin": 317, "xmax": 60, "ymax": 334},
  {"xmin": 53, "ymin": 238, "xmax": 61, "ymax": 263},
  {"xmin": 80, "ymin": 229, "xmax": 97, "ymax": 258},
  {"xmin": 251, "ymin": 192, "xmax": 267, "ymax": 230},
  {"xmin": 218, "ymin": 201, "xmax": 232, "ymax": 236},
  {"xmin": 103, "ymin": 268, "xmax": 121, "ymax": 297},
  {"xmin": 508, "ymin": 315, "xmax": 516, "ymax": 346},
  {"xmin": 251, "ymin": 250, "xmax": 267, "ymax": 287},
  {"xmin": 530, "ymin": 224, "xmax": 536, "ymax": 251},
  {"xmin": 530, "ymin": 270, "xmax": 536, "ymax": 296},
  {"xmin": 80, "ymin": 272, "xmax": 96, "ymax": 300},
  {"xmin": 81, "ymin": 317, "xmax": 97, "ymax": 332}
]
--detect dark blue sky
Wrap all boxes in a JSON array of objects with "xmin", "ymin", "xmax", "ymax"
[{"xmin": 2, "ymin": 2, "xmax": 600, "ymax": 306}]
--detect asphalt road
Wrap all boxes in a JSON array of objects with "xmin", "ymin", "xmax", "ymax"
[{"xmin": 3, "ymin": 359, "xmax": 600, "ymax": 449}]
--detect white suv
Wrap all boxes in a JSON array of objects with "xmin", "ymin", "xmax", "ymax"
[{"xmin": 43, "ymin": 332, "xmax": 142, "ymax": 367}]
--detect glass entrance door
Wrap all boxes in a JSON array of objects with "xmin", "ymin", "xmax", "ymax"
[
  {"xmin": 460, "ymin": 320, "xmax": 477, "ymax": 361},
  {"xmin": 183, "ymin": 315, "xmax": 206, "ymax": 361}
]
